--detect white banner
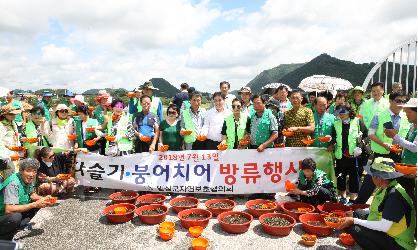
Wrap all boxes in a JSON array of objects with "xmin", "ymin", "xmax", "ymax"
[{"xmin": 75, "ymin": 148, "xmax": 335, "ymax": 194}]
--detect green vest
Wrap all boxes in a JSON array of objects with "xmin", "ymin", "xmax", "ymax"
[
  {"xmin": 368, "ymin": 181, "xmax": 416, "ymax": 250},
  {"xmin": 334, "ymin": 118, "xmax": 360, "ymax": 159},
  {"xmin": 349, "ymin": 100, "xmax": 363, "ymax": 115},
  {"xmin": 225, "ymin": 113, "xmax": 248, "ymax": 149},
  {"xmin": 140, "ymin": 96, "xmax": 159, "ymax": 116},
  {"xmin": 183, "ymin": 100, "xmax": 191, "ymax": 110},
  {"xmin": 402, "ymin": 127, "xmax": 417, "ymax": 164},
  {"xmin": 93, "ymin": 105, "xmax": 106, "ymax": 125},
  {"xmin": 38, "ymin": 100, "xmax": 51, "ymax": 122},
  {"xmin": 75, "ymin": 118, "xmax": 99, "ymax": 147},
  {"xmin": 0, "ymin": 173, "xmax": 32, "ymax": 216},
  {"xmin": 24, "ymin": 121, "xmax": 49, "ymax": 148},
  {"xmin": 251, "ymin": 109, "xmax": 273, "ymax": 147},
  {"xmin": 135, "ymin": 98, "xmax": 143, "ymax": 113},
  {"xmin": 312, "ymin": 111, "xmax": 335, "ymax": 147},
  {"xmin": 106, "ymin": 113, "xmax": 133, "ymax": 152},
  {"xmin": 298, "ymin": 169, "xmax": 331, "ymax": 188},
  {"xmin": 361, "ymin": 98, "xmax": 389, "ymax": 129},
  {"xmin": 371, "ymin": 110, "xmax": 410, "ymax": 154},
  {"xmin": 182, "ymin": 108, "xmax": 204, "ymax": 144}
]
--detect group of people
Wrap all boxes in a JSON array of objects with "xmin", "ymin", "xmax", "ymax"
[{"xmin": 0, "ymin": 79, "xmax": 416, "ymax": 248}]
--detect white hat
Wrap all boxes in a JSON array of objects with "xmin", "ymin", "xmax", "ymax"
[
  {"xmin": 105, "ymin": 96, "xmax": 113, "ymax": 107},
  {"xmin": 400, "ymin": 98, "xmax": 417, "ymax": 108},
  {"xmin": 73, "ymin": 95, "xmax": 86, "ymax": 104},
  {"xmin": 55, "ymin": 104, "xmax": 69, "ymax": 112}
]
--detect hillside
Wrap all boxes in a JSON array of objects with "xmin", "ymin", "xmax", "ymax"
[{"xmin": 246, "ymin": 63, "xmax": 304, "ymax": 93}]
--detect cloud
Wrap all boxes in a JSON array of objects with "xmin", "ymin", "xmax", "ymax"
[{"xmin": 40, "ymin": 44, "xmax": 75, "ymax": 65}]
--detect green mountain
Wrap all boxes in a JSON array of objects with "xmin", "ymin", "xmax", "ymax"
[
  {"xmin": 246, "ymin": 63, "xmax": 304, "ymax": 93},
  {"xmin": 147, "ymin": 78, "xmax": 179, "ymax": 97},
  {"xmin": 279, "ymin": 54, "xmax": 375, "ymax": 89}
]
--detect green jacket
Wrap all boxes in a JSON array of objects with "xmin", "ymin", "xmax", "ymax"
[
  {"xmin": 75, "ymin": 118, "xmax": 99, "ymax": 147},
  {"xmin": 312, "ymin": 111, "xmax": 335, "ymax": 147},
  {"xmin": 334, "ymin": 118, "xmax": 360, "ymax": 159},
  {"xmin": 251, "ymin": 109, "xmax": 273, "ymax": 147},
  {"xmin": 225, "ymin": 113, "xmax": 248, "ymax": 149},
  {"xmin": 0, "ymin": 173, "xmax": 33, "ymax": 216}
]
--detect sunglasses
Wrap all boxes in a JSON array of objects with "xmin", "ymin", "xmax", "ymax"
[
  {"xmin": 232, "ymin": 105, "xmax": 241, "ymax": 109},
  {"xmin": 394, "ymin": 99, "xmax": 407, "ymax": 104},
  {"xmin": 168, "ymin": 111, "xmax": 177, "ymax": 115},
  {"xmin": 59, "ymin": 109, "xmax": 69, "ymax": 113}
]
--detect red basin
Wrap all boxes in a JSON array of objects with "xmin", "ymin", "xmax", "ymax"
[
  {"xmin": 102, "ymin": 203, "xmax": 136, "ymax": 224},
  {"xmin": 259, "ymin": 213, "xmax": 296, "ymax": 236},
  {"xmin": 245, "ymin": 199, "xmax": 278, "ymax": 218},
  {"xmin": 108, "ymin": 191, "xmax": 139, "ymax": 205},
  {"xmin": 317, "ymin": 202, "xmax": 351, "ymax": 214},
  {"xmin": 217, "ymin": 211, "xmax": 253, "ymax": 234},
  {"xmin": 204, "ymin": 198, "xmax": 236, "ymax": 217},
  {"xmin": 177, "ymin": 208, "xmax": 212, "ymax": 229},
  {"xmin": 169, "ymin": 196, "xmax": 199, "ymax": 213},
  {"xmin": 299, "ymin": 213, "xmax": 333, "ymax": 236},
  {"xmin": 134, "ymin": 204, "xmax": 169, "ymax": 225},
  {"xmin": 137, "ymin": 193, "xmax": 166, "ymax": 206},
  {"xmin": 281, "ymin": 201, "xmax": 316, "ymax": 221}
]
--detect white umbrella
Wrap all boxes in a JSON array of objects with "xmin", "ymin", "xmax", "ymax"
[
  {"xmin": 261, "ymin": 82, "xmax": 292, "ymax": 91},
  {"xmin": 299, "ymin": 75, "xmax": 353, "ymax": 92},
  {"xmin": 0, "ymin": 87, "xmax": 10, "ymax": 97}
]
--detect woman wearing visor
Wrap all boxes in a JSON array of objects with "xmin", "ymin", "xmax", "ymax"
[{"xmin": 328, "ymin": 104, "xmax": 367, "ymax": 204}]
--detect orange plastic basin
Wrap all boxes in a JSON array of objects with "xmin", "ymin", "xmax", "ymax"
[
  {"xmin": 394, "ymin": 163, "xmax": 417, "ymax": 175},
  {"xmin": 88, "ymin": 106, "xmax": 95, "ymax": 111},
  {"xmin": 67, "ymin": 134, "xmax": 77, "ymax": 140},
  {"xmin": 301, "ymin": 138, "xmax": 315, "ymax": 145},
  {"xmin": 196, "ymin": 135, "xmax": 207, "ymax": 141},
  {"xmin": 239, "ymin": 139, "xmax": 250, "ymax": 145},
  {"xmin": 318, "ymin": 136, "xmax": 332, "ymax": 143},
  {"xmin": 159, "ymin": 144, "xmax": 169, "ymax": 152},
  {"xmin": 301, "ymin": 234, "xmax": 317, "ymax": 246},
  {"xmin": 217, "ymin": 143, "xmax": 228, "ymax": 151},
  {"xmin": 45, "ymin": 197, "xmax": 57, "ymax": 204},
  {"xmin": 274, "ymin": 143, "xmax": 285, "ymax": 148},
  {"xmin": 285, "ymin": 180, "xmax": 296, "ymax": 192},
  {"xmin": 160, "ymin": 227, "xmax": 174, "ymax": 241},
  {"xmin": 10, "ymin": 146, "xmax": 25, "ymax": 152},
  {"xmin": 114, "ymin": 206, "xmax": 127, "ymax": 214},
  {"xmin": 340, "ymin": 233, "xmax": 355, "ymax": 246},
  {"xmin": 10, "ymin": 154, "xmax": 20, "ymax": 161},
  {"xmin": 389, "ymin": 144, "xmax": 402, "ymax": 154},
  {"xmin": 85, "ymin": 127, "xmax": 95, "ymax": 133},
  {"xmin": 183, "ymin": 130, "xmax": 193, "ymax": 136},
  {"xmin": 26, "ymin": 138, "xmax": 38, "ymax": 144},
  {"xmin": 324, "ymin": 216, "xmax": 344, "ymax": 228},
  {"xmin": 160, "ymin": 221, "xmax": 175, "ymax": 230},
  {"xmin": 127, "ymin": 92, "xmax": 136, "ymax": 98},
  {"xmin": 189, "ymin": 226, "xmax": 204, "ymax": 238},
  {"xmin": 105, "ymin": 136, "xmax": 116, "ymax": 142},
  {"xmin": 85, "ymin": 140, "xmax": 96, "ymax": 147},
  {"xmin": 192, "ymin": 237, "xmax": 209, "ymax": 250},
  {"xmin": 72, "ymin": 112, "xmax": 78, "ymax": 116},
  {"xmin": 56, "ymin": 174, "xmax": 71, "ymax": 181},
  {"xmin": 282, "ymin": 129, "xmax": 294, "ymax": 137},
  {"xmin": 140, "ymin": 136, "xmax": 152, "ymax": 142}
]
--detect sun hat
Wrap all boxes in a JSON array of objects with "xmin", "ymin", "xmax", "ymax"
[{"xmin": 364, "ymin": 157, "xmax": 404, "ymax": 180}]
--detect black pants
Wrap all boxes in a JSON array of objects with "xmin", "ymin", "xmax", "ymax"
[
  {"xmin": 191, "ymin": 140, "xmax": 206, "ymax": 150},
  {"xmin": 335, "ymin": 156, "xmax": 360, "ymax": 193},
  {"xmin": 299, "ymin": 186, "xmax": 336, "ymax": 205},
  {"xmin": 135, "ymin": 140, "xmax": 157, "ymax": 153},
  {"xmin": 0, "ymin": 208, "xmax": 39, "ymax": 240},
  {"xmin": 205, "ymin": 139, "xmax": 220, "ymax": 150},
  {"xmin": 356, "ymin": 152, "xmax": 402, "ymax": 204},
  {"xmin": 346, "ymin": 224, "xmax": 402, "ymax": 250}
]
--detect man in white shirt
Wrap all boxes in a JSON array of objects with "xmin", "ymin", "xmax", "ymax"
[
  {"xmin": 202, "ymin": 92, "xmax": 232, "ymax": 149},
  {"xmin": 220, "ymin": 81, "xmax": 236, "ymax": 110},
  {"xmin": 239, "ymin": 87, "xmax": 253, "ymax": 116}
]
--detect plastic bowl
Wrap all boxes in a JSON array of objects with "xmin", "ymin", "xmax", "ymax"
[
  {"xmin": 318, "ymin": 136, "xmax": 332, "ymax": 143},
  {"xmin": 217, "ymin": 143, "xmax": 228, "ymax": 151},
  {"xmin": 170, "ymin": 196, "xmax": 199, "ymax": 213},
  {"xmin": 301, "ymin": 234, "xmax": 317, "ymax": 246},
  {"xmin": 137, "ymin": 193, "xmax": 166, "ymax": 206},
  {"xmin": 239, "ymin": 139, "xmax": 250, "ymax": 145},
  {"xmin": 394, "ymin": 163, "xmax": 417, "ymax": 175},
  {"xmin": 301, "ymin": 138, "xmax": 315, "ymax": 145},
  {"xmin": 103, "ymin": 203, "xmax": 136, "ymax": 224},
  {"xmin": 274, "ymin": 143, "xmax": 285, "ymax": 148},
  {"xmin": 282, "ymin": 130, "xmax": 294, "ymax": 137},
  {"xmin": 134, "ymin": 204, "xmax": 169, "ymax": 225},
  {"xmin": 158, "ymin": 144, "xmax": 169, "ymax": 152},
  {"xmin": 84, "ymin": 140, "xmax": 96, "ymax": 147},
  {"xmin": 259, "ymin": 213, "xmax": 296, "ymax": 236},
  {"xmin": 127, "ymin": 92, "xmax": 136, "ymax": 98},
  {"xmin": 105, "ymin": 135, "xmax": 116, "ymax": 142},
  {"xmin": 160, "ymin": 221, "xmax": 175, "ymax": 230},
  {"xmin": 284, "ymin": 180, "xmax": 296, "ymax": 192},
  {"xmin": 85, "ymin": 127, "xmax": 95, "ymax": 133},
  {"xmin": 67, "ymin": 134, "xmax": 77, "ymax": 141},
  {"xmin": 324, "ymin": 216, "xmax": 344, "ymax": 228},
  {"xmin": 56, "ymin": 173, "xmax": 72, "ymax": 181},
  {"xmin": 109, "ymin": 191, "xmax": 139, "ymax": 205},
  {"xmin": 281, "ymin": 201, "xmax": 315, "ymax": 221},
  {"xmin": 160, "ymin": 227, "xmax": 175, "ymax": 241},
  {"xmin": 183, "ymin": 130, "xmax": 193, "ymax": 135},
  {"xmin": 317, "ymin": 202, "xmax": 351, "ymax": 214},
  {"xmin": 177, "ymin": 208, "xmax": 212, "ymax": 229},
  {"xmin": 10, "ymin": 154, "xmax": 20, "ymax": 161},
  {"xmin": 189, "ymin": 226, "xmax": 204, "ymax": 237},
  {"xmin": 140, "ymin": 136, "xmax": 152, "ymax": 142},
  {"xmin": 196, "ymin": 135, "xmax": 207, "ymax": 141},
  {"xmin": 26, "ymin": 138, "xmax": 38, "ymax": 144},
  {"xmin": 339, "ymin": 233, "xmax": 356, "ymax": 246},
  {"xmin": 192, "ymin": 237, "xmax": 209, "ymax": 250},
  {"xmin": 299, "ymin": 213, "xmax": 333, "ymax": 236},
  {"xmin": 217, "ymin": 211, "xmax": 253, "ymax": 234},
  {"xmin": 204, "ymin": 198, "xmax": 236, "ymax": 217},
  {"xmin": 245, "ymin": 199, "xmax": 278, "ymax": 218},
  {"xmin": 10, "ymin": 146, "xmax": 25, "ymax": 152}
]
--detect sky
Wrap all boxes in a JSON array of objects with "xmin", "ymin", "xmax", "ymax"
[{"xmin": 0, "ymin": 0, "xmax": 416, "ymax": 93}]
